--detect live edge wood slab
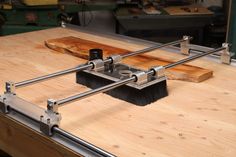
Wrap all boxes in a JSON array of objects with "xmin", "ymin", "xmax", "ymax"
[
  {"xmin": 45, "ymin": 36, "xmax": 213, "ymax": 82},
  {"xmin": 0, "ymin": 28, "xmax": 236, "ymax": 157}
]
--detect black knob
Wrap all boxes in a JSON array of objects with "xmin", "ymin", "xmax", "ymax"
[{"xmin": 89, "ymin": 49, "xmax": 103, "ymax": 61}]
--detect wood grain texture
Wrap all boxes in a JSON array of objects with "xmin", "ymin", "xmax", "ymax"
[
  {"xmin": 0, "ymin": 114, "xmax": 81, "ymax": 157},
  {"xmin": 0, "ymin": 28, "xmax": 236, "ymax": 157},
  {"xmin": 45, "ymin": 36, "xmax": 130, "ymax": 59},
  {"xmin": 45, "ymin": 36, "xmax": 213, "ymax": 82}
]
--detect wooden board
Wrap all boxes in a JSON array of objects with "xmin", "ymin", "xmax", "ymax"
[
  {"xmin": 45, "ymin": 36, "xmax": 130, "ymax": 59},
  {"xmin": 164, "ymin": 5, "xmax": 213, "ymax": 16},
  {"xmin": 0, "ymin": 114, "xmax": 81, "ymax": 157},
  {"xmin": 0, "ymin": 28, "xmax": 236, "ymax": 157},
  {"xmin": 45, "ymin": 36, "xmax": 213, "ymax": 82}
]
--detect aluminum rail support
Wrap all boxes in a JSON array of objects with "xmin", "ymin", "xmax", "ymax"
[
  {"xmin": 146, "ymin": 47, "xmax": 226, "ymax": 75},
  {"xmin": 6, "ymin": 107, "xmax": 115, "ymax": 157},
  {"xmin": 164, "ymin": 47, "xmax": 226, "ymax": 69}
]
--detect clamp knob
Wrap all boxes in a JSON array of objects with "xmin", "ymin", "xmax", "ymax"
[{"xmin": 89, "ymin": 49, "xmax": 103, "ymax": 61}]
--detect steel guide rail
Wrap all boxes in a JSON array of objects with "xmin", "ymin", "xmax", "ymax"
[
  {"xmin": 64, "ymin": 23, "xmax": 236, "ymax": 64},
  {"xmin": 56, "ymin": 77, "xmax": 135, "ymax": 106},
  {"xmin": 163, "ymin": 47, "xmax": 227, "ymax": 69},
  {"xmin": 2, "ymin": 105, "xmax": 112, "ymax": 157},
  {"xmin": 121, "ymin": 37, "xmax": 191, "ymax": 58},
  {"xmin": 0, "ymin": 37, "xmax": 190, "ymax": 157},
  {"xmin": 4, "ymin": 105, "xmax": 115, "ymax": 157},
  {"xmin": 53, "ymin": 127, "xmax": 114, "ymax": 157},
  {"xmin": 0, "ymin": 34, "xmax": 231, "ymax": 157},
  {"xmin": 54, "ymin": 46, "xmax": 227, "ymax": 106},
  {"xmin": 12, "ymin": 37, "xmax": 190, "ymax": 89}
]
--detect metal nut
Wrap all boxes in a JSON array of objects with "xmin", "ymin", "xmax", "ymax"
[
  {"xmin": 132, "ymin": 71, "xmax": 148, "ymax": 85},
  {"xmin": 107, "ymin": 55, "xmax": 122, "ymax": 64},
  {"xmin": 150, "ymin": 66, "xmax": 165, "ymax": 78},
  {"xmin": 88, "ymin": 59, "xmax": 104, "ymax": 71}
]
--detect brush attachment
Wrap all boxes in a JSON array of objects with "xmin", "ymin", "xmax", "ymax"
[{"xmin": 76, "ymin": 64, "xmax": 168, "ymax": 106}]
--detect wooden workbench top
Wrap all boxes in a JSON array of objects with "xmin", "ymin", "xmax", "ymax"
[{"xmin": 0, "ymin": 28, "xmax": 236, "ymax": 157}]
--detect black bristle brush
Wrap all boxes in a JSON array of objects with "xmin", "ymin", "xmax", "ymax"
[{"xmin": 76, "ymin": 70, "xmax": 168, "ymax": 106}]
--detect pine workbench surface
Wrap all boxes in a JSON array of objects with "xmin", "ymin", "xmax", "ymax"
[{"xmin": 0, "ymin": 28, "xmax": 236, "ymax": 157}]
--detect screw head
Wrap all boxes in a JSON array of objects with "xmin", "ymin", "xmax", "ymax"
[
  {"xmin": 47, "ymin": 118, "xmax": 50, "ymax": 124},
  {"xmin": 40, "ymin": 115, "xmax": 44, "ymax": 121}
]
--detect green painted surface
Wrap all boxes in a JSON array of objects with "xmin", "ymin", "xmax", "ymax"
[
  {"xmin": 0, "ymin": 1, "xmax": 117, "ymax": 36},
  {"xmin": 0, "ymin": 25, "xmax": 54, "ymax": 35},
  {"xmin": 2, "ymin": 9, "xmax": 60, "ymax": 26}
]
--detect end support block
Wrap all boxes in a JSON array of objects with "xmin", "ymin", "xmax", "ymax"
[
  {"xmin": 181, "ymin": 36, "xmax": 191, "ymax": 55},
  {"xmin": 221, "ymin": 43, "xmax": 231, "ymax": 64}
]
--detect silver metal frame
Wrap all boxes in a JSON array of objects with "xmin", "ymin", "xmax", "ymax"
[
  {"xmin": 1, "ymin": 107, "xmax": 114, "ymax": 157},
  {"xmin": 0, "ymin": 34, "xmax": 190, "ymax": 157},
  {"xmin": 0, "ymin": 94, "xmax": 115, "ymax": 157}
]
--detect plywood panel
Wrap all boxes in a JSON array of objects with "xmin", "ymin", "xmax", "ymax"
[{"xmin": 0, "ymin": 28, "xmax": 236, "ymax": 157}]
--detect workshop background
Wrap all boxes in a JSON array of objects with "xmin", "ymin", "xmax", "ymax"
[{"xmin": 0, "ymin": 0, "xmax": 235, "ymax": 57}]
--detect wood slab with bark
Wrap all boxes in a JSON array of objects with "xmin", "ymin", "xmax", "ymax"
[{"xmin": 45, "ymin": 36, "xmax": 213, "ymax": 82}]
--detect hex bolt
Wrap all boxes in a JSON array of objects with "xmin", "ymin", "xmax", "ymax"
[
  {"xmin": 40, "ymin": 115, "xmax": 44, "ymax": 121},
  {"xmin": 47, "ymin": 118, "xmax": 50, "ymax": 124}
]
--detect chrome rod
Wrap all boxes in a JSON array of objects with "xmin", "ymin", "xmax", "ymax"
[
  {"xmin": 13, "ymin": 37, "xmax": 191, "ymax": 89},
  {"xmin": 8, "ymin": 106, "xmax": 115, "ymax": 157},
  {"xmin": 164, "ymin": 47, "xmax": 226, "ymax": 69},
  {"xmin": 121, "ymin": 38, "xmax": 191, "ymax": 59},
  {"xmin": 49, "ymin": 46, "xmax": 225, "ymax": 106},
  {"xmin": 53, "ymin": 127, "xmax": 116, "ymax": 157},
  {"xmin": 15, "ymin": 64, "xmax": 93, "ymax": 88},
  {"xmin": 57, "ymin": 77, "xmax": 136, "ymax": 106}
]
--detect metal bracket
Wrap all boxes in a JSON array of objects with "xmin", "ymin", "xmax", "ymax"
[
  {"xmin": 132, "ymin": 71, "xmax": 148, "ymax": 85},
  {"xmin": 220, "ymin": 43, "xmax": 231, "ymax": 64},
  {"xmin": 41, "ymin": 99, "xmax": 61, "ymax": 136},
  {"xmin": 61, "ymin": 21, "xmax": 66, "ymax": 28},
  {"xmin": 150, "ymin": 66, "xmax": 165, "ymax": 78},
  {"xmin": 180, "ymin": 36, "xmax": 191, "ymax": 55},
  {"xmin": 47, "ymin": 99, "xmax": 59, "ymax": 114},
  {"xmin": 88, "ymin": 59, "xmax": 104, "ymax": 72},
  {"xmin": 0, "ymin": 93, "xmax": 61, "ymax": 136},
  {"xmin": 5, "ymin": 81, "xmax": 15, "ymax": 94},
  {"xmin": 0, "ymin": 95, "xmax": 9, "ymax": 114},
  {"xmin": 39, "ymin": 111, "xmax": 61, "ymax": 136}
]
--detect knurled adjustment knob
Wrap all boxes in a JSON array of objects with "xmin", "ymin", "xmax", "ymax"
[{"xmin": 89, "ymin": 49, "xmax": 103, "ymax": 61}]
